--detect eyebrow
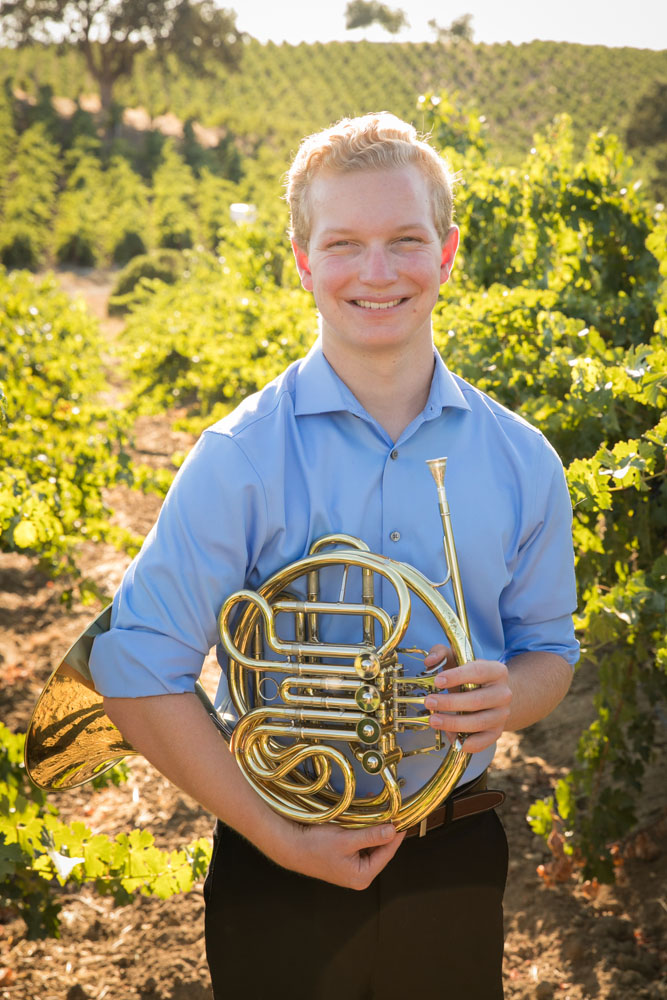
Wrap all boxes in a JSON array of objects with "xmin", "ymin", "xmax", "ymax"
[{"xmin": 318, "ymin": 224, "xmax": 432, "ymax": 238}]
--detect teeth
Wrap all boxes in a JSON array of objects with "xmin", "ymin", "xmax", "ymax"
[{"xmin": 354, "ymin": 298, "xmax": 402, "ymax": 310}]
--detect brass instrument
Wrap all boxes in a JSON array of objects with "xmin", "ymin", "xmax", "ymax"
[{"xmin": 25, "ymin": 458, "xmax": 475, "ymax": 832}]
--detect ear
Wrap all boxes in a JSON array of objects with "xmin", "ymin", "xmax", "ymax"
[
  {"xmin": 439, "ymin": 226, "xmax": 460, "ymax": 285},
  {"xmin": 291, "ymin": 239, "xmax": 313, "ymax": 292}
]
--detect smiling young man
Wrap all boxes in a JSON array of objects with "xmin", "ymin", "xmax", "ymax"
[
  {"xmin": 90, "ymin": 113, "xmax": 578, "ymax": 999},
  {"xmin": 291, "ymin": 163, "xmax": 459, "ymax": 441}
]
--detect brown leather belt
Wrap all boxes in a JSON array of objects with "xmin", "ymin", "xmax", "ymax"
[{"xmin": 404, "ymin": 770, "xmax": 505, "ymax": 839}]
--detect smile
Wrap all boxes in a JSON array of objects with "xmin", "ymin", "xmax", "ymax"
[{"xmin": 352, "ymin": 298, "xmax": 405, "ymax": 310}]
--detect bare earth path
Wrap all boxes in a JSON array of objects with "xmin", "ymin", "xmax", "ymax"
[{"xmin": 0, "ymin": 271, "xmax": 665, "ymax": 1000}]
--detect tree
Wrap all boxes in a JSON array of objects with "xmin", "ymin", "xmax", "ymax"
[
  {"xmin": 0, "ymin": 1, "xmax": 243, "ymax": 117},
  {"xmin": 625, "ymin": 79, "xmax": 667, "ymax": 151},
  {"xmin": 345, "ymin": 0, "xmax": 408, "ymax": 36},
  {"xmin": 625, "ymin": 79, "xmax": 667, "ymax": 202},
  {"xmin": 428, "ymin": 13, "xmax": 474, "ymax": 44}
]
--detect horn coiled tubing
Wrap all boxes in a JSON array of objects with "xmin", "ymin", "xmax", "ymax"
[
  {"xmin": 23, "ymin": 457, "xmax": 475, "ymax": 833},
  {"xmin": 218, "ymin": 540, "xmax": 474, "ymax": 832}
]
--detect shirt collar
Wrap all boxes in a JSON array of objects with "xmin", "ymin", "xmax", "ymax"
[
  {"xmin": 294, "ymin": 340, "xmax": 365, "ymax": 417},
  {"xmin": 294, "ymin": 340, "xmax": 471, "ymax": 419},
  {"xmin": 425, "ymin": 349, "xmax": 471, "ymax": 417}
]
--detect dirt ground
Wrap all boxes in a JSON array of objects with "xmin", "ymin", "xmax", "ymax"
[{"xmin": 1, "ymin": 270, "xmax": 665, "ymax": 1000}]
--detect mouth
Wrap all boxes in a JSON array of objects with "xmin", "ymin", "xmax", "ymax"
[{"xmin": 351, "ymin": 297, "xmax": 407, "ymax": 310}]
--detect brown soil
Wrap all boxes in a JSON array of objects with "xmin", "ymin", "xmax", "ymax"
[{"xmin": 1, "ymin": 271, "xmax": 665, "ymax": 1000}]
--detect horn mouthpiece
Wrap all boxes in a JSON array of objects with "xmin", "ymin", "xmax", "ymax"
[{"xmin": 426, "ymin": 456, "xmax": 447, "ymax": 489}]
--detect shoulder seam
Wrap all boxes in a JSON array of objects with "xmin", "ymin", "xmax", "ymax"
[
  {"xmin": 456, "ymin": 380, "xmax": 543, "ymax": 438},
  {"xmin": 205, "ymin": 382, "xmax": 295, "ymax": 441}
]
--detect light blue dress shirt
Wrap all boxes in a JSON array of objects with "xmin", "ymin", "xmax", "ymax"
[{"xmin": 90, "ymin": 340, "xmax": 579, "ymax": 794}]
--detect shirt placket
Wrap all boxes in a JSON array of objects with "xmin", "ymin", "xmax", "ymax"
[{"xmin": 379, "ymin": 441, "xmax": 409, "ymax": 644}]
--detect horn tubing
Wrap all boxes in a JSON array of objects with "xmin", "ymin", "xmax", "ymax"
[{"xmin": 23, "ymin": 458, "xmax": 478, "ymax": 832}]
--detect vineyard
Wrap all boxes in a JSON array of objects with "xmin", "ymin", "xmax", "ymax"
[
  {"xmin": 0, "ymin": 36, "xmax": 667, "ymax": 259},
  {"xmin": 3, "ymin": 37, "xmax": 667, "ymax": 169},
  {"xmin": 1, "ymin": 30, "xmax": 667, "ymax": 1000}
]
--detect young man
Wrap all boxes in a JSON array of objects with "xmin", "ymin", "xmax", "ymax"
[{"xmin": 90, "ymin": 113, "xmax": 578, "ymax": 998}]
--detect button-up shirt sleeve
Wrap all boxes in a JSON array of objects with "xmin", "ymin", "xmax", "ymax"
[
  {"xmin": 89, "ymin": 431, "xmax": 268, "ymax": 697},
  {"xmin": 499, "ymin": 436, "xmax": 578, "ymax": 665}
]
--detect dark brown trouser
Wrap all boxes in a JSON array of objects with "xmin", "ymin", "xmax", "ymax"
[{"xmin": 204, "ymin": 808, "xmax": 508, "ymax": 999}]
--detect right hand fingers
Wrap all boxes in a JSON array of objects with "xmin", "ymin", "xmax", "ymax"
[
  {"xmin": 351, "ymin": 823, "xmax": 398, "ymax": 851},
  {"xmin": 347, "ymin": 824, "xmax": 406, "ymax": 889},
  {"xmin": 282, "ymin": 822, "xmax": 405, "ymax": 891}
]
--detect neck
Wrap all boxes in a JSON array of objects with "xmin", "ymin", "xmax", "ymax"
[{"xmin": 322, "ymin": 338, "xmax": 436, "ymax": 442}]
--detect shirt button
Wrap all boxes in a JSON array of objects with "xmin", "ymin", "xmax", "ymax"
[
  {"xmin": 390, "ymin": 531, "xmax": 401, "ymax": 542},
  {"xmin": 390, "ymin": 449, "xmax": 399, "ymax": 460}
]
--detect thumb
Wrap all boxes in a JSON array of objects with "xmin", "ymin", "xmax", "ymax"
[
  {"xmin": 348, "ymin": 823, "xmax": 400, "ymax": 852},
  {"xmin": 425, "ymin": 644, "xmax": 453, "ymax": 669},
  {"xmin": 353, "ymin": 824, "xmax": 406, "ymax": 881}
]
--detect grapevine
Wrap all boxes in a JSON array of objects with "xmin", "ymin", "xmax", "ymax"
[
  {"xmin": 0, "ymin": 58, "xmax": 665, "ymax": 942},
  {"xmin": 0, "ymin": 269, "xmax": 141, "ymax": 588},
  {"xmin": 0, "ymin": 724, "xmax": 211, "ymax": 938}
]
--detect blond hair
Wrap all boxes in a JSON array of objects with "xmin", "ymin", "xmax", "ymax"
[{"xmin": 286, "ymin": 112, "xmax": 456, "ymax": 250}]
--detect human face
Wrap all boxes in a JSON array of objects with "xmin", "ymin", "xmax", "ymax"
[{"xmin": 292, "ymin": 164, "xmax": 458, "ymax": 365}]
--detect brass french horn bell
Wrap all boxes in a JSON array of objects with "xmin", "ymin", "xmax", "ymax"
[
  {"xmin": 23, "ymin": 605, "xmax": 134, "ymax": 789},
  {"xmin": 25, "ymin": 457, "xmax": 476, "ymax": 830},
  {"xmin": 23, "ymin": 613, "xmax": 228, "ymax": 789}
]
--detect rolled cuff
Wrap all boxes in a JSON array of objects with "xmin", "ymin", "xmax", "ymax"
[
  {"xmin": 503, "ymin": 612, "xmax": 580, "ymax": 668},
  {"xmin": 89, "ymin": 628, "xmax": 203, "ymax": 698}
]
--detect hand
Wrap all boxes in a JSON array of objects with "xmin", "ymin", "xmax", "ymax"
[
  {"xmin": 423, "ymin": 644, "xmax": 512, "ymax": 754},
  {"xmin": 270, "ymin": 820, "xmax": 405, "ymax": 890}
]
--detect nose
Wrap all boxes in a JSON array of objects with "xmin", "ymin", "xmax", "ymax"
[{"xmin": 358, "ymin": 244, "xmax": 397, "ymax": 285}]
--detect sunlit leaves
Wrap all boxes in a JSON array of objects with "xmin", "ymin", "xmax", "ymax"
[
  {"xmin": 0, "ymin": 269, "xmax": 139, "ymax": 577},
  {"xmin": 0, "ymin": 723, "xmax": 212, "ymax": 937},
  {"xmin": 0, "ymin": 123, "xmax": 59, "ymax": 268},
  {"xmin": 111, "ymin": 111, "xmax": 667, "ymax": 886},
  {"xmin": 118, "ymin": 233, "xmax": 317, "ymax": 431},
  {"xmin": 0, "ymin": 83, "xmax": 665, "ymax": 901},
  {"xmin": 426, "ymin": 99, "xmax": 667, "ymax": 883}
]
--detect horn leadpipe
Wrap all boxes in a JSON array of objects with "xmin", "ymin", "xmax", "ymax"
[{"xmin": 426, "ymin": 457, "xmax": 472, "ymax": 652}]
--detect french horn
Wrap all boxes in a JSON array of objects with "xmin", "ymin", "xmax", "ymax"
[{"xmin": 25, "ymin": 457, "xmax": 476, "ymax": 832}]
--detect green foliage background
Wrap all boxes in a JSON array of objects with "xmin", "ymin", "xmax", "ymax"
[
  {"xmin": 0, "ymin": 36, "xmax": 666, "ymax": 931},
  {"xmin": 1, "ymin": 36, "xmax": 667, "ymax": 266},
  {"xmin": 3, "ymin": 37, "xmax": 667, "ymax": 164},
  {"xmin": 0, "ymin": 270, "xmax": 139, "ymax": 584},
  {"xmin": 0, "ymin": 724, "xmax": 211, "ymax": 938}
]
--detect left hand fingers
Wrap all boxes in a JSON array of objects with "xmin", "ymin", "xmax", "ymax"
[
  {"xmin": 425, "ymin": 676, "xmax": 510, "ymax": 715},
  {"xmin": 426, "ymin": 699, "xmax": 510, "ymax": 755},
  {"xmin": 423, "ymin": 659, "xmax": 512, "ymax": 753},
  {"xmin": 431, "ymin": 657, "xmax": 509, "ymax": 691},
  {"xmin": 427, "ymin": 705, "xmax": 508, "ymax": 734},
  {"xmin": 439, "ymin": 728, "xmax": 506, "ymax": 755}
]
